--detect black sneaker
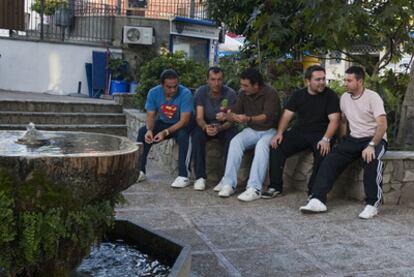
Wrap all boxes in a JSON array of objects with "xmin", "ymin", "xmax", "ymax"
[{"xmin": 261, "ymin": 188, "xmax": 281, "ymax": 199}]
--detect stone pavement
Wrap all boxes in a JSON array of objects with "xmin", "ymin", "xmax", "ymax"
[{"xmin": 116, "ymin": 163, "xmax": 414, "ymax": 277}]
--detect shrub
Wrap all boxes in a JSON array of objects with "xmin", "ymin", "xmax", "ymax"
[
  {"xmin": 0, "ymin": 169, "xmax": 122, "ymax": 276},
  {"xmin": 218, "ymin": 54, "xmax": 249, "ymax": 91},
  {"xmin": 134, "ymin": 51, "xmax": 207, "ymax": 110},
  {"xmin": 31, "ymin": 0, "xmax": 68, "ymax": 16}
]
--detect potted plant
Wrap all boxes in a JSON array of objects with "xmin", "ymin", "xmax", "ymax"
[{"xmin": 108, "ymin": 58, "xmax": 130, "ymax": 94}]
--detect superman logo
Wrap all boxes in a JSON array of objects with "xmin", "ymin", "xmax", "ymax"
[{"xmin": 160, "ymin": 104, "xmax": 178, "ymax": 119}]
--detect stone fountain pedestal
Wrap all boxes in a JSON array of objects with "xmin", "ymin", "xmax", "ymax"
[{"xmin": 0, "ymin": 130, "xmax": 141, "ymax": 203}]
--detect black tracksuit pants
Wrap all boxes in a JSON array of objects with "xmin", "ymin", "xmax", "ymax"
[
  {"xmin": 311, "ymin": 135, "xmax": 387, "ymax": 207},
  {"xmin": 269, "ymin": 128, "xmax": 333, "ymax": 194}
]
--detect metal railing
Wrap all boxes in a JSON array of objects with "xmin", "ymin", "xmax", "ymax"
[
  {"xmin": 124, "ymin": 0, "xmax": 209, "ymax": 20},
  {"xmin": 5, "ymin": 0, "xmax": 209, "ymax": 45}
]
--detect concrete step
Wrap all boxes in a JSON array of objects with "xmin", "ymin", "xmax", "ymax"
[
  {"xmin": 0, "ymin": 112, "xmax": 126, "ymax": 125},
  {"xmin": 0, "ymin": 124, "xmax": 127, "ymax": 136},
  {"xmin": 0, "ymin": 100, "xmax": 123, "ymax": 113}
]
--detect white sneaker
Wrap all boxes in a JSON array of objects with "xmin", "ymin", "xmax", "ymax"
[
  {"xmin": 299, "ymin": 198, "xmax": 327, "ymax": 213},
  {"xmin": 213, "ymin": 180, "xmax": 224, "ymax": 192},
  {"xmin": 171, "ymin": 176, "xmax": 190, "ymax": 188},
  {"xmin": 359, "ymin": 205, "xmax": 378, "ymax": 219},
  {"xmin": 238, "ymin": 187, "xmax": 261, "ymax": 202},
  {"xmin": 137, "ymin": 171, "xmax": 146, "ymax": 182},
  {"xmin": 218, "ymin": 185, "xmax": 235, "ymax": 197},
  {"xmin": 194, "ymin": 178, "xmax": 206, "ymax": 191}
]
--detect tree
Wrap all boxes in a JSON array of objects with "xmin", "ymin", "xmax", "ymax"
[
  {"xmin": 396, "ymin": 62, "xmax": 414, "ymax": 148},
  {"xmin": 208, "ymin": 0, "xmax": 414, "ymax": 78},
  {"xmin": 209, "ymin": 0, "xmax": 414, "ymax": 146}
]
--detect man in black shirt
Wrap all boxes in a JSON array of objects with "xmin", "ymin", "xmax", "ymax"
[{"xmin": 262, "ymin": 65, "xmax": 341, "ymax": 198}]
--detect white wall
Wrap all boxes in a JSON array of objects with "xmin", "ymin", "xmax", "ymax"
[{"xmin": 0, "ymin": 39, "xmax": 121, "ymax": 95}]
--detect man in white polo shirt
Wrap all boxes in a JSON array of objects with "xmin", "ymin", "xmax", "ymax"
[{"xmin": 300, "ymin": 66, "xmax": 388, "ymax": 219}]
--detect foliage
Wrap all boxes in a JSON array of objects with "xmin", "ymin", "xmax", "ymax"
[
  {"xmin": 31, "ymin": 0, "xmax": 68, "ymax": 16},
  {"xmin": 328, "ymin": 79, "xmax": 347, "ymax": 96},
  {"xmin": 209, "ymin": 0, "xmax": 414, "ymax": 78},
  {"xmin": 267, "ymin": 59, "xmax": 303, "ymax": 101},
  {"xmin": 376, "ymin": 70, "xmax": 409, "ymax": 144},
  {"xmin": 109, "ymin": 58, "xmax": 129, "ymax": 81},
  {"xmin": 218, "ymin": 54, "xmax": 250, "ymax": 91},
  {"xmin": 0, "ymin": 169, "xmax": 122, "ymax": 276},
  {"xmin": 134, "ymin": 51, "xmax": 207, "ymax": 110}
]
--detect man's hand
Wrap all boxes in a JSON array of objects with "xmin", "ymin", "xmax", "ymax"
[
  {"xmin": 362, "ymin": 146, "xmax": 376, "ymax": 163},
  {"xmin": 216, "ymin": 112, "xmax": 228, "ymax": 122},
  {"xmin": 233, "ymin": 114, "xmax": 249, "ymax": 123},
  {"xmin": 317, "ymin": 140, "xmax": 331, "ymax": 156},
  {"xmin": 153, "ymin": 130, "xmax": 167, "ymax": 143},
  {"xmin": 271, "ymin": 133, "xmax": 283, "ymax": 148},
  {"xmin": 144, "ymin": 130, "xmax": 154, "ymax": 144},
  {"xmin": 206, "ymin": 125, "xmax": 219, "ymax": 136}
]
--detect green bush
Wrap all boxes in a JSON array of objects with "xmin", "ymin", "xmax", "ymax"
[
  {"xmin": 328, "ymin": 79, "xmax": 347, "ymax": 96},
  {"xmin": 31, "ymin": 0, "xmax": 68, "ymax": 16},
  {"xmin": 218, "ymin": 54, "xmax": 249, "ymax": 91},
  {"xmin": 374, "ymin": 70, "xmax": 408, "ymax": 145},
  {"xmin": 0, "ymin": 169, "xmax": 122, "ymax": 276},
  {"xmin": 134, "ymin": 51, "xmax": 207, "ymax": 110}
]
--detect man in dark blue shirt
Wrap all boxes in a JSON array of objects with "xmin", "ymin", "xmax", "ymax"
[{"xmin": 191, "ymin": 67, "xmax": 237, "ymax": 190}]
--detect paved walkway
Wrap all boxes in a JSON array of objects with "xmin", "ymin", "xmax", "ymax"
[{"xmin": 116, "ymin": 163, "xmax": 414, "ymax": 277}]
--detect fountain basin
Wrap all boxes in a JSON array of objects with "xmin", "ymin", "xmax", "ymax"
[
  {"xmin": 0, "ymin": 130, "xmax": 141, "ymax": 203},
  {"xmin": 105, "ymin": 220, "xmax": 191, "ymax": 277}
]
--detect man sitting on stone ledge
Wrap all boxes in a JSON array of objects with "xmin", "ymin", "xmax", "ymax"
[
  {"xmin": 215, "ymin": 67, "xmax": 281, "ymax": 201},
  {"xmin": 191, "ymin": 66, "xmax": 237, "ymax": 191},
  {"xmin": 263, "ymin": 65, "xmax": 341, "ymax": 199},
  {"xmin": 300, "ymin": 66, "xmax": 388, "ymax": 219},
  {"xmin": 137, "ymin": 69, "xmax": 194, "ymax": 188}
]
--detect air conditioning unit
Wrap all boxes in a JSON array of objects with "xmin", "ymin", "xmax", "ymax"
[{"xmin": 123, "ymin": 26, "xmax": 153, "ymax": 45}]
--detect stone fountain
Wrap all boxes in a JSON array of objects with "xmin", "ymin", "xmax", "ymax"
[
  {"xmin": 0, "ymin": 123, "xmax": 139, "ymax": 203},
  {"xmin": 0, "ymin": 123, "xmax": 191, "ymax": 276}
]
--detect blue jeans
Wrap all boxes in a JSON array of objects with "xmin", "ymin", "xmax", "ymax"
[
  {"xmin": 137, "ymin": 119, "xmax": 193, "ymax": 177},
  {"xmin": 220, "ymin": 127, "xmax": 276, "ymax": 191}
]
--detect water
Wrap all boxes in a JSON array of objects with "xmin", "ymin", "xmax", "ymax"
[
  {"xmin": 75, "ymin": 240, "xmax": 171, "ymax": 277},
  {"xmin": 0, "ymin": 131, "xmax": 130, "ymax": 156}
]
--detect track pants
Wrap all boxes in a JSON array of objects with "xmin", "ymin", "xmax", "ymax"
[
  {"xmin": 311, "ymin": 135, "xmax": 387, "ymax": 207},
  {"xmin": 269, "ymin": 128, "xmax": 333, "ymax": 194}
]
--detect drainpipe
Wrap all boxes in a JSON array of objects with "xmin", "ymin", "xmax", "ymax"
[
  {"xmin": 40, "ymin": 0, "xmax": 44, "ymax": 40},
  {"xmin": 190, "ymin": 0, "xmax": 195, "ymax": 18}
]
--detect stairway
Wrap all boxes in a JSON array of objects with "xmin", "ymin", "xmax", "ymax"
[{"xmin": 0, "ymin": 99, "xmax": 127, "ymax": 136}]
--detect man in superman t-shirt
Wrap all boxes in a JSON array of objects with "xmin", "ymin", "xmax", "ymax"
[{"xmin": 137, "ymin": 69, "xmax": 194, "ymax": 188}]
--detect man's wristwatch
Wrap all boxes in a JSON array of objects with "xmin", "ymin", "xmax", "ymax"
[
  {"xmin": 322, "ymin": 137, "xmax": 330, "ymax": 143},
  {"xmin": 368, "ymin": 141, "xmax": 375, "ymax": 147},
  {"xmin": 164, "ymin": 129, "xmax": 170, "ymax": 136}
]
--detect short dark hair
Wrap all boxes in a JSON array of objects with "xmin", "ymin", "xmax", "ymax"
[
  {"xmin": 160, "ymin": 69, "xmax": 178, "ymax": 83},
  {"xmin": 304, "ymin": 65, "xmax": 325, "ymax": 80},
  {"xmin": 240, "ymin": 67, "xmax": 264, "ymax": 86},
  {"xmin": 345, "ymin": 66, "xmax": 365, "ymax": 80},
  {"xmin": 207, "ymin": 66, "xmax": 224, "ymax": 78}
]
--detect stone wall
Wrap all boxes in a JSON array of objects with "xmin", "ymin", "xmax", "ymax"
[
  {"xmin": 125, "ymin": 110, "xmax": 414, "ymax": 205},
  {"xmin": 283, "ymin": 151, "xmax": 414, "ymax": 205}
]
